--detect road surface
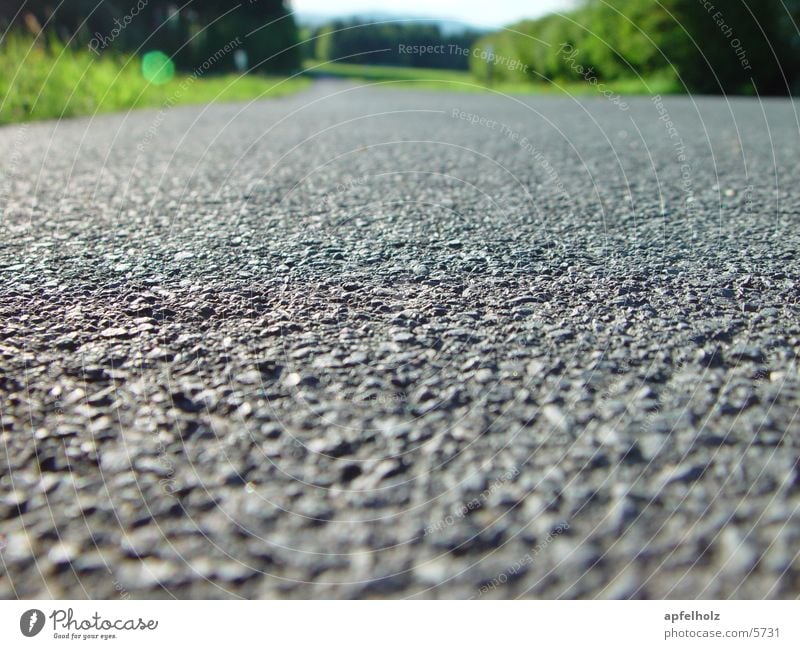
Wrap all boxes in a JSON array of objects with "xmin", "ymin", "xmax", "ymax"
[{"xmin": 1, "ymin": 81, "xmax": 799, "ymax": 598}]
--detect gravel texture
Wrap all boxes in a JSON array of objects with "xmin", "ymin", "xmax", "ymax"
[{"xmin": 1, "ymin": 82, "xmax": 799, "ymax": 599}]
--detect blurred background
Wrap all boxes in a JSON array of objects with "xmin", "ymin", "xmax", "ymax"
[{"xmin": 1, "ymin": 0, "xmax": 799, "ymax": 124}]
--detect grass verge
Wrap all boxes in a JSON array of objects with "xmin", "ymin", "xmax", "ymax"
[
  {"xmin": 0, "ymin": 35, "xmax": 309, "ymax": 125},
  {"xmin": 304, "ymin": 60, "xmax": 680, "ymax": 96}
]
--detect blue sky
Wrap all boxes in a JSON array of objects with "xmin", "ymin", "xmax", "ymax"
[{"xmin": 289, "ymin": 0, "xmax": 575, "ymax": 29}]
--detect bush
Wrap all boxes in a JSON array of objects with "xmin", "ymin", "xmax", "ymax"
[{"xmin": 470, "ymin": 0, "xmax": 799, "ymax": 95}]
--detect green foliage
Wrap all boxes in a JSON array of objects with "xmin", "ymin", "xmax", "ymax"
[
  {"xmin": 471, "ymin": 0, "xmax": 799, "ymax": 95},
  {"xmin": 315, "ymin": 25, "xmax": 336, "ymax": 63},
  {"xmin": 0, "ymin": 33, "xmax": 308, "ymax": 125},
  {"xmin": 0, "ymin": 1, "xmax": 301, "ymax": 74}
]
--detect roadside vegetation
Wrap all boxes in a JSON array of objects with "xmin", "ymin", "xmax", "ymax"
[
  {"xmin": 309, "ymin": 0, "xmax": 799, "ymax": 96},
  {"xmin": 0, "ymin": 34, "xmax": 308, "ymax": 125},
  {"xmin": 0, "ymin": 0, "xmax": 305, "ymax": 125},
  {"xmin": 470, "ymin": 0, "xmax": 799, "ymax": 95},
  {"xmin": 2, "ymin": 0, "xmax": 796, "ymax": 126}
]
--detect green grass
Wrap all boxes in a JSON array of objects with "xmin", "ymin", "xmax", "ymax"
[
  {"xmin": 0, "ymin": 35, "xmax": 309, "ymax": 125},
  {"xmin": 304, "ymin": 60, "xmax": 680, "ymax": 96},
  {"xmin": 306, "ymin": 60, "xmax": 476, "ymax": 84}
]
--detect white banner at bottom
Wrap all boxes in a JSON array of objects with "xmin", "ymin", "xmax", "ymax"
[{"xmin": 1, "ymin": 600, "xmax": 796, "ymax": 647}]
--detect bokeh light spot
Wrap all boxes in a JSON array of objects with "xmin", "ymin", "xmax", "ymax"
[{"xmin": 141, "ymin": 51, "xmax": 175, "ymax": 85}]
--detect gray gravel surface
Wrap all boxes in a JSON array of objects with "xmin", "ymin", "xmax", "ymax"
[{"xmin": 1, "ymin": 81, "xmax": 799, "ymax": 599}]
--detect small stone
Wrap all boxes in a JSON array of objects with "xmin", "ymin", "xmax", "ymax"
[
  {"xmin": 100, "ymin": 449, "xmax": 132, "ymax": 473},
  {"xmin": 659, "ymin": 463, "xmax": 709, "ymax": 487},
  {"xmin": 526, "ymin": 359, "xmax": 547, "ymax": 376},
  {"xmin": 260, "ymin": 423, "xmax": 282, "ymax": 439},
  {"xmin": 542, "ymin": 404, "xmax": 570, "ymax": 433},
  {"xmin": 461, "ymin": 358, "xmax": 481, "ymax": 372},
  {"xmin": 340, "ymin": 464, "xmax": 362, "ymax": 482},
  {"xmin": 696, "ymin": 346, "xmax": 723, "ymax": 368},
  {"xmin": 414, "ymin": 558, "xmax": 451, "ymax": 584},
  {"xmin": 99, "ymin": 327, "xmax": 131, "ymax": 339},
  {"xmin": 284, "ymin": 373, "xmax": 318, "ymax": 388},
  {"xmin": 508, "ymin": 295, "xmax": 538, "ymax": 306},
  {"xmin": 728, "ymin": 345, "xmax": 765, "ymax": 363},
  {"xmin": 236, "ymin": 370, "xmax": 263, "ymax": 385},
  {"xmin": 38, "ymin": 475, "xmax": 62, "ymax": 494},
  {"xmin": 375, "ymin": 459, "xmax": 407, "ymax": 480},
  {"xmin": 171, "ymin": 391, "xmax": 202, "ymax": 412},
  {"xmin": 547, "ymin": 328, "xmax": 574, "ymax": 342},
  {"xmin": 48, "ymin": 541, "xmax": 79, "ymax": 567},
  {"xmin": 718, "ymin": 527, "xmax": 758, "ymax": 574}
]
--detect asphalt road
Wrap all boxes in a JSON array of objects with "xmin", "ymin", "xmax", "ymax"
[{"xmin": 1, "ymin": 81, "xmax": 799, "ymax": 599}]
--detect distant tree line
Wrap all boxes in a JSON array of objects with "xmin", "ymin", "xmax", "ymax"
[
  {"xmin": 310, "ymin": 19, "xmax": 483, "ymax": 69},
  {"xmin": 471, "ymin": 0, "xmax": 800, "ymax": 94},
  {"xmin": 0, "ymin": 1, "xmax": 300, "ymax": 73}
]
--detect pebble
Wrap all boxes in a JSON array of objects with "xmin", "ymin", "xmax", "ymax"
[{"xmin": 99, "ymin": 327, "xmax": 131, "ymax": 339}]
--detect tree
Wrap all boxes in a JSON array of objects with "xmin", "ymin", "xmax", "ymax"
[
  {"xmin": 469, "ymin": 0, "xmax": 799, "ymax": 94},
  {"xmin": 0, "ymin": 1, "xmax": 300, "ymax": 74}
]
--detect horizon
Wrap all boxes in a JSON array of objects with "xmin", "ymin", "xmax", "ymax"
[{"xmin": 289, "ymin": 0, "xmax": 575, "ymax": 29}]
